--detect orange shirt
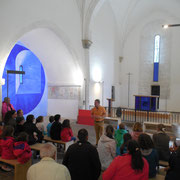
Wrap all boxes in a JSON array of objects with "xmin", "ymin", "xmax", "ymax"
[{"xmin": 91, "ymin": 106, "xmax": 106, "ymax": 122}]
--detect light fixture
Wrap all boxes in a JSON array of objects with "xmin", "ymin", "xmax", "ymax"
[
  {"xmin": 162, "ymin": 24, "xmax": 169, "ymax": 29},
  {"xmin": 162, "ymin": 24, "xmax": 180, "ymax": 29}
]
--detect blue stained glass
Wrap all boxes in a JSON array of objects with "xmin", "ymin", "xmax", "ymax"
[{"xmin": 153, "ymin": 35, "xmax": 160, "ymax": 82}]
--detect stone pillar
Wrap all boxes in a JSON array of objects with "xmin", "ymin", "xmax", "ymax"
[{"xmin": 82, "ymin": 39, "xmax": 92, "ymax": 110}]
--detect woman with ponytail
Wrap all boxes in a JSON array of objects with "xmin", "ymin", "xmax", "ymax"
[{"xmin": 102, "ymin": 140, "xmax": 149, "ymax": 180}]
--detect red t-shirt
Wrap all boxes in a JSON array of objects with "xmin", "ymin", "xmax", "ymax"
[
  {"xmin": 60, "ymin": 128, "xmax": 73, "ymax": 142},
  {"xmin": 103, "ymin": 154, "xmax": 149, "ymax": 180}
]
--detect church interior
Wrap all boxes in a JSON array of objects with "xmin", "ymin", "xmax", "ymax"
[{"xmin": 0, "ymin": 0, "xmax": 180, "ymax": 180}]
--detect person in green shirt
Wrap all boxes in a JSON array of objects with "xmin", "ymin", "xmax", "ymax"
[{"xmin": 115, "ymin": 123, "xmax": 128, "ymax": 155}]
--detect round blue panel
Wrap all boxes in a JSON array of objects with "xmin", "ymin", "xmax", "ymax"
[{"xmin": 2, "ymin": 43, "xmax": 46, "ymax": 115}]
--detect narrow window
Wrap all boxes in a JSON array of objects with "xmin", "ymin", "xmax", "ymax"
[
  {"xmin": 19, "ymin": 65, "xmax": 23, "ymax": 84},
  {"xmin": 153, "ymin": 35, "xmax": 160, "ymax": 82}
]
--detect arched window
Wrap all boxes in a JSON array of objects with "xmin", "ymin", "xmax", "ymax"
[
  {"xmin": 153, "ymin": 35, "xmax": 160, "ymax": 82},
  {"xmin": 19, "ymin": 65, "xmax": 23, "ymax": 84}
]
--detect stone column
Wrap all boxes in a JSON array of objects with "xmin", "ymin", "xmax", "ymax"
[{"xmin": 82, "ymin": 39, "xmax": 92, "ymax": 109}]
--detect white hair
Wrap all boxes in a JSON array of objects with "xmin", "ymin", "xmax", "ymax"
[{"xmin": 40, "ymin": 143, "xmax": 56, "ymax": 158}]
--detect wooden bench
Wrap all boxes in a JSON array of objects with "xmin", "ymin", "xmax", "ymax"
[
  {"xmin": 143, "ymin": 122, "xmax": 172, "ymax": 133},
  {"xmin": 0, "ymin": 157, "xmax": 31, "ymax": 180},
  {"xmin": 149, "ymin": 174, "xmax": 165, "ymax": 180},
  {"xmin": 43, "ymin": 136, "xmax": 73, "ymax": 151},
  {"xmin": 159, "ymin": 160, "xmax": 169, "ymax": 167},
  {"xmin": 30, "ymin": 143, "xmax": 45, "ymax": 151}
]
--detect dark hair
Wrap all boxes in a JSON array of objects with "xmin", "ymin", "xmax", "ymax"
[
  {"xmin": 16, "ymin": 132, "xmax": 28, "ymax": 142},
  {"xmin": 78, "ymin": 129, "xmax": 88, "ymax": 142},
  {"xmin": 138, "ymin": 133, "xmax": 154, "ymax": 150},
  {"xmin": 36, "ymin": 116, "xmax": 43, "ymax": 124},
  {"xmin": 4, "ymin": 111, "xmax": 13, "ymax": 124},
  {"xmin": 106, "ymin": 125, "xmax": 114, "ymax": 139},
  {"xmin": 128, "ymin": 140, "xmax": 144, "ymax": 172},
  {"xmin": 1, "ymin": 126, "xmax": 14, "ymax": 138},
  {"xmin": 49, "ymin": 116, "xmax": 54, "ymax": 123},
  {"xmin": 17, "ymin": 109, "xmax": 23, "ymax": 115},
  {"xmin": 120, "ymin": 133, "xmax": 132, "ymax": 155},
  {"xmin": 16, "ymin": 116, "xmax": 25, "ymax": 124},
  {"xmin": 54, "ymin": 114, "xmax": 61, "ymax": 122},
  {"xmin": 62, "ymin": 119, "xmax": 70, "ymax": 129},
  {"xmin": 95, "ymin": 99, "xmax": 100, "ymax": 104},
  {"xmin": 26, "ymin": 115, "xmax": 35, "ymax": 123}
]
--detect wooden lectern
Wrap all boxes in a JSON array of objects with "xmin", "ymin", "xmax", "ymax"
[{"xmin": 107, "ymin": 98, "xmax": 114, "ymax": 117}]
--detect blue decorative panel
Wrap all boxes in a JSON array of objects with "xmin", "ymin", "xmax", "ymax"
[{"xmin": 2, "ymin": 42, "xmax": 47, "ymax": 116}]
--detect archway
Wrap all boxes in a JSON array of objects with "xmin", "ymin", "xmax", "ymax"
[{"xmin": 1, "ymin": 27, "xmax": 83, "ymax": 118}]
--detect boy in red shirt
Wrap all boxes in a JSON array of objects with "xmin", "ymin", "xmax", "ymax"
[{"xmin": 14, "ymin": 132, "xmax": 32, "ymax": 164}]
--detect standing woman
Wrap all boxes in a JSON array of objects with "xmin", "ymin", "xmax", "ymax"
[
  {"xmin": 102, "ymin": 140, "xmax": 149, "ymax": 180},
  {"xmin": 2, "ymin": 97, "xmax": 15, "ymax": 119},
  {"xmin": 153, "ymin": 124, "xmax": 170, "ymax": 161}
]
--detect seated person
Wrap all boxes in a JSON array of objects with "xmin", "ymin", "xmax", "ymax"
[
  {"xmin": 165, "ymin": 139, "xmax": 180, "ymax": 180},
  {"xmin": 47, "ymin": 116, "xmax": 54, "ymax": 137},
  {"xmin": 23, "ymin": 115, "xmax": 43, "ymax": 145},
  {"xmin": 63, "ymin": 129, "xmax": 101, "ymax": 180},
  {"xmin": 27, "ymin": 143, "xmax": 71, "ymax": 180},
  {"xmin": 14, "ymin": 132, "xmax": 32, "ymax": 164},
  {"xmin": 50, "ymin": 114, "xmax": 62, "ymax": 140},
  {"xmin": 153, "ymin": 124, "xmax": 170, "ymax": 161},
  {"xmin": 138, "ymin": 133, "xmax": 159, "ymax": 178},
  {"xmin": 17, "ymin": 109, "xmax": 24, "ymax": 118},
  {"xmin": 131, "ymin": 122, "xmax": 143, "ymax": 141},
  {"xmin": 14, "ymin": 116, "xmax": 25, "ymax": 137},
  {"xmin": 36, "ymin": 116, "xmax": 45, "ymax": 135},
  {"xmin": 97, "ymin": 125, "xmax": 116, "ymax": 170},
  {"xmin": 1, "ymin": 126, "xmax": 16, "ymax": 171},
  {"xmin": 4, "ymin": 110, "xmax": 17, "ymax": 128},
  {"xmin": 120, "ymin": 133, "xmax": 132, "ymax": 155},
  {"xmin": 61, "ymin": 119, "xmax": 76, "ymax": 142},
  {"xmin": 115, "ymin": 123, "xmax": 128, "ymax": 155},
  {"xmin": 102, "ymin": 140, "xmax": 149, "ymax": 180}
]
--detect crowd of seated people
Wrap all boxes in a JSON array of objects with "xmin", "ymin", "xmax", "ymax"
[{"xmin": 1, "ymin": 107, "xmax": 180, "ymax": 180}]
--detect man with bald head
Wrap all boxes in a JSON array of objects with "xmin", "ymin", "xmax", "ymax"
[{"xmin": 27, "ymin": 143, "xmax": 71, "ymax": 180}]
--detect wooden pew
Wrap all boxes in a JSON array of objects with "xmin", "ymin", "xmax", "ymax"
[
  {"xmin": 159, "ymin": 160, "xmax": 169, "ymax": 167},
  {"xmin": 43, "ymin": 136, "xmax": 73, "ymax": 151},
  {"xmin": 30, "ymin": 143, "xmax": 45, "ymax": 151},
  {"xmin": 0, "ymin": 157, "xmax": 31, "ymax": 180}
]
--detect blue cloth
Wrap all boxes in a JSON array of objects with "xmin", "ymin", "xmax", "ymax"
[
  {"xmin": 46, "ymin": 123, "xmax": 52, "ymax": 137},
  {"xmin": 71, "ymin": 137, "xmax": 76, "ymax": 141}
]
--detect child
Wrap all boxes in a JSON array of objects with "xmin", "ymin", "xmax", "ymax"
[
  {"xmin": 60, "ymin": 119, "xmax": 76, "ymax": 142},
  {"xmin": 47, "ymin": 116, "xmax": 54, "ymax": 137},
  {"xmin": 115, "ymin": 123, "xmax": 128, "ymax": 155},
  {"xmin": 36, "ymin": 116, "xmax": 45, "ymax": 135},
  {"xmin": 97, "ymin": 125, "xmax": 116, "ymax": 170},
  {"xmin": 138, "ymin": 133, "xmax": 159, "ymax": 178},
  {"xmin": 14, "ymin": 132, "xmax": 32, "ymax": 164},
  {"xmin": 120, "ymin": 133, "xmax": 132, "ymax": 155},
  {"xmin": 0, "ymin": 122, "xmax": 3, "ymax": 156},
  {"xmin": 1, "ymin": 126, "xmax": 16, "ymax": 171},
  {"xmin": 14, "ymin": 116, "xmax": 25, "ymax": 137},
  {"xmin": 131, "ymin": 122, "xmax": 143, "ymax": 141}
]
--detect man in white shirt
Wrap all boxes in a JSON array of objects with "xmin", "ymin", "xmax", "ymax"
[{"xmin": 27, "ymin": 143, "xmax": 71, "ymax": 180}]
